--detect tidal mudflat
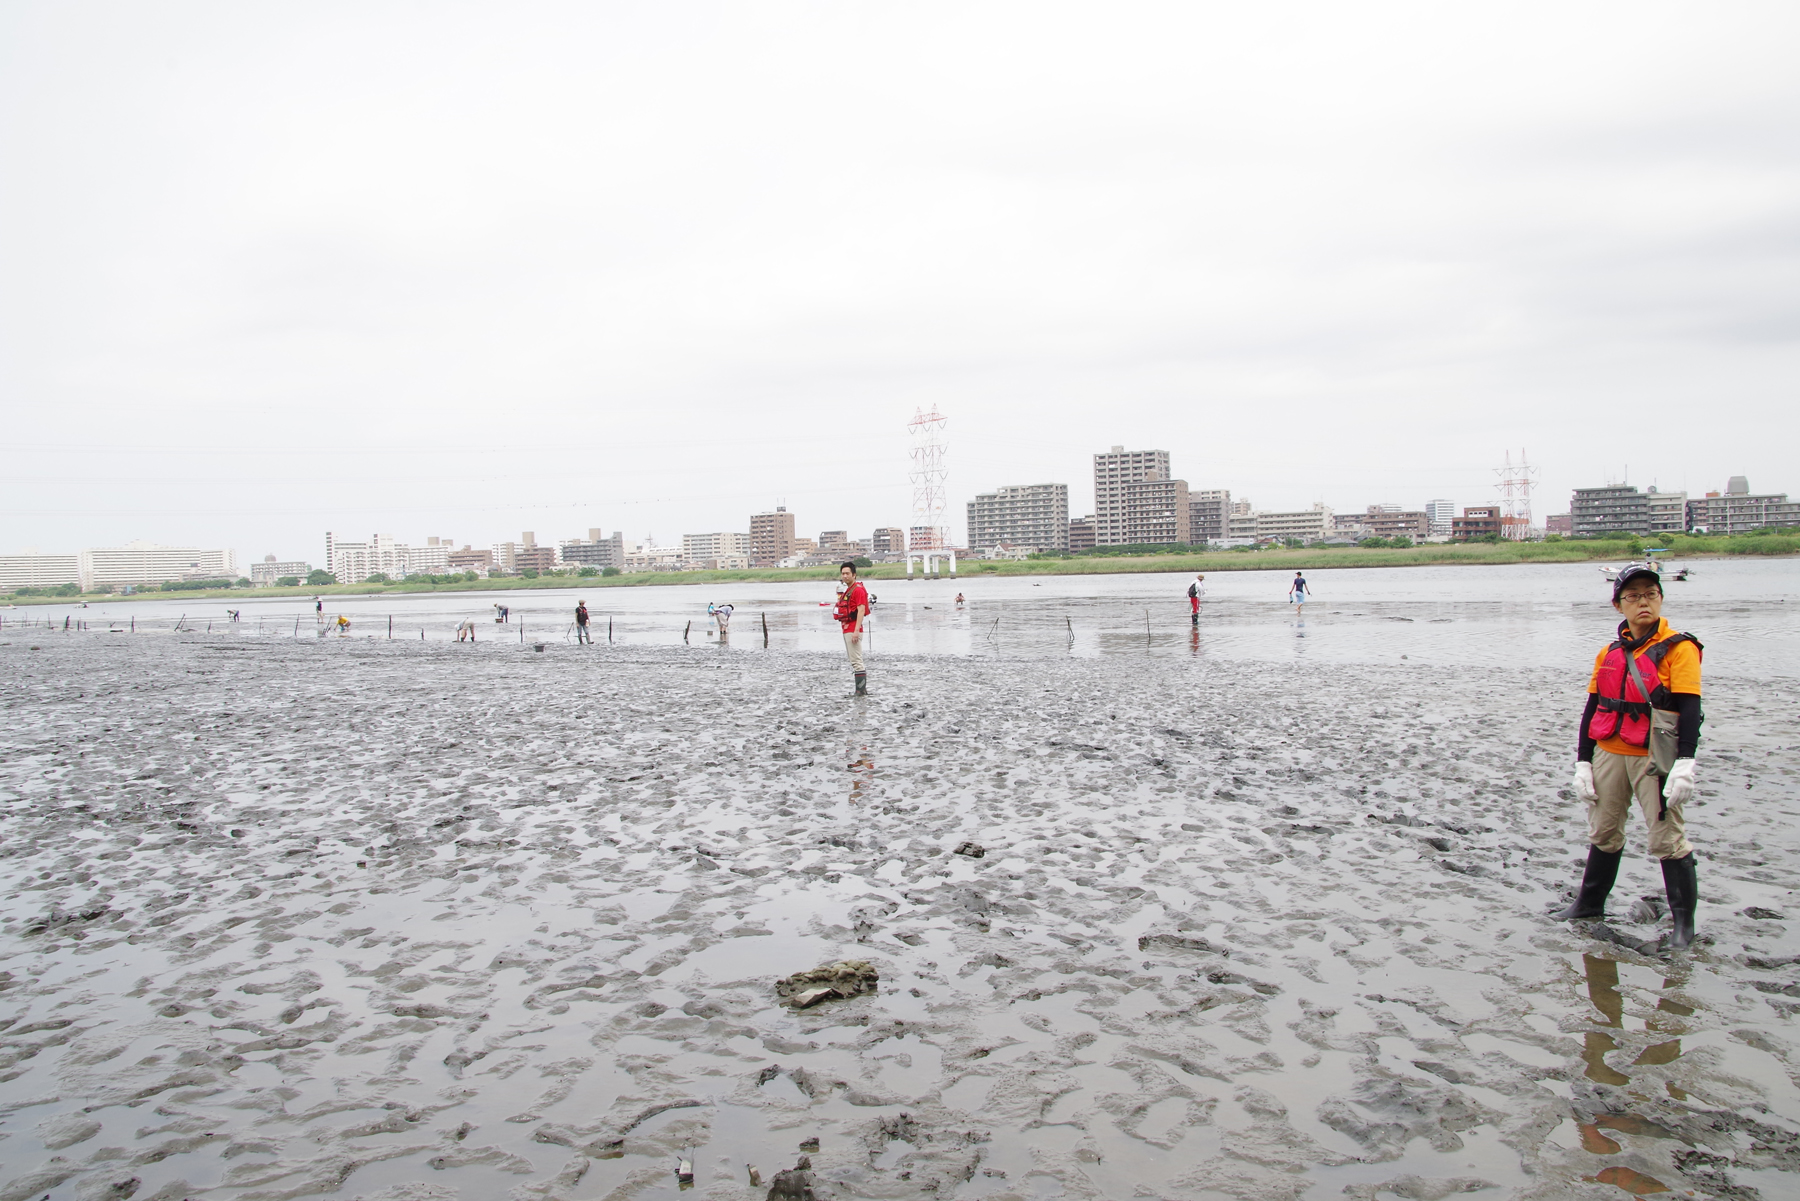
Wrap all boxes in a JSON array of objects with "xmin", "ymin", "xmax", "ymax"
[{"xmin": 2, "ymin": 623, "xmax": 1798, "ymax": 1200}]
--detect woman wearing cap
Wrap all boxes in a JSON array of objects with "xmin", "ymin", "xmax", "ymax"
[{"xmin": 1553, "ymin": 564, "xmax": 1704, "ymax": 949}]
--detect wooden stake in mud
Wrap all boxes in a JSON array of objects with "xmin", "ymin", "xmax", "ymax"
[
  {"xmin": 292, "ymin": 616, "xmax": 297, "ymax": 636},
  {"xmin": 683, "ymin": 620, "xmax": 691, "ymax": 644},
  {"xmin": 608, "ymin": 616, "xmax": 614, "ymax": 644},
  {"xmin": 1145, "ymin": 608, "xmax": 1151, "ymax": 642},
  {"xmin": 388, "ymin": 615, "xmax": 392, "ymax": 639},
  {"xmin": 762, "ymin": 611, "xmax": 768, "ymax": 647}
]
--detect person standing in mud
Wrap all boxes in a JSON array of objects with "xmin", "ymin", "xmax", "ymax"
[
  {"xmin": 1188, "ymin": 574, "xmax": 1206, "ymax": 624},
  {"xmin": 835, "ymin": 561, "xmax": 869, "ymax": 696},
  {"xmin": 574, "ymin": 600, "xmax": 590, "ymax": 644},
  {"xmin": 1289, "ymin": 572, "xmax": 1308, "ymax": 607},
  {"xmin": 1555, "ymin": 564, "xmax": 1703, "ymax": 949}
]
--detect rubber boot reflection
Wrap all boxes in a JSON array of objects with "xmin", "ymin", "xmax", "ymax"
[
  {"xmin": 1581, "ymin": 954, "xmax": 1630, "ymax": 1085},
  {"xmin": 848, "ymin": 747, "xmax": 874, "ymax": 805}
]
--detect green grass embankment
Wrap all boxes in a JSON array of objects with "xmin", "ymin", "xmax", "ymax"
[{"xmin": 7, "ymin": 533, "xmax": 1794, "ymax": 606}]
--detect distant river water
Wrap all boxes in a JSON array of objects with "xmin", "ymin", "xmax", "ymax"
[{"xmin": 10, "ymin": 559, "xmax": 1798, "ymax": 679}]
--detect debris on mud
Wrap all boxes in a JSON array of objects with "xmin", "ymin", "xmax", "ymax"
[
  {"xmin": 952, "ymin": 840, "xmax": 985, "ymax": 858},
  {"xmin": 778, "ymin": 960, "xmax": 879, "ymax": 1008}
]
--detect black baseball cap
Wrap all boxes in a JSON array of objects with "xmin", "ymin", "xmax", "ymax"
[{"xmin": 1612, "ymin": 563, "xmax": 1662, "ymax": 602}]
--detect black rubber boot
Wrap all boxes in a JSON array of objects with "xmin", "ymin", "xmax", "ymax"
[
  {"xmin": 1661, "ymin": 853, "xmax": 1698, "ymax": 950},
  {"xmin": 853, "ymin": 672, "xmax": 867, "ymax": 697},
  {"xmin": 1553, "ymin": 845, "xmax": 1623, "ymax": 920}
]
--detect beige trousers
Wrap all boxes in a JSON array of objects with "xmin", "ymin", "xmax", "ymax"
[
  {"xmin": 1589, "ymin": 748, "xmax": 1691, "ymax": 860},
  {"xmin": 842, "ymin": 631, "xmax": 865, "ymax": 672}
]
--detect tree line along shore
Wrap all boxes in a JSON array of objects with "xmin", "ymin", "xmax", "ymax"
[{"xmin": 7, "ymin": 531, "xmax": 1796, "ymax": 606}]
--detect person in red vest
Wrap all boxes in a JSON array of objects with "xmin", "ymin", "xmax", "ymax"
[
  {"xmin": 834, "ymin": 561, "xmax": 870, "ymax": 696},
  {"xmin": 1554, "ymin": 564, "xmax": 1703, "ymax": 948}
]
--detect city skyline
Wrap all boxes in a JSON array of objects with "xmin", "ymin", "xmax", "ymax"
[{"xmin": 4, "ymin": 5, "xmax": 1797, "ymax": 561}]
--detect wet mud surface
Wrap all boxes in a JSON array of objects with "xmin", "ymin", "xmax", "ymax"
[{"xmin": 2, "ymin": 633, "xmax": 1798, "ymax": 1200}]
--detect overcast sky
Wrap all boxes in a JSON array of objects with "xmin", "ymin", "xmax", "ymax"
[{"xmin": 3, "ymin": 1, "xmax": 1797, "ymax": 561}]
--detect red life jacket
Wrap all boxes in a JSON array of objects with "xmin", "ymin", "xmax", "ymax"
[
  {"xmin": 833, "ymin": 583, "xmax": 869, "ymax": 627},
  {"xmin": 1588, "ymin": 631, "xmax": 1702, "ymax": 747}
]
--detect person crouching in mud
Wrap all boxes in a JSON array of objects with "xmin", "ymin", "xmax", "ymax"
[
  {"xmin": 834, "ymin": 561, "xmax": 869, "ymax": 696},
  {"xmin": 1555, "ymin": 563, "xmax": 1704, "ymax": 949}
]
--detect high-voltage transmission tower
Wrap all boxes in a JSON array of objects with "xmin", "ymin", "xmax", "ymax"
[
  {"xmin": 907, "ymin": 406, "xmax": 949, "ymax": 549},
  {"xmin": 1495, "ymin": 448, "xmax": 1538, "ymax": 540}
]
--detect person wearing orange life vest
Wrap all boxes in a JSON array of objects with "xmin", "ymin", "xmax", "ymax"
[
  {"xmin": 1553, "ymin": 564, "xmax": 1703, "ymax": 949},
  {"xmin": 834, "ymin": 560, "xmax": 870, "ymax": 696}
]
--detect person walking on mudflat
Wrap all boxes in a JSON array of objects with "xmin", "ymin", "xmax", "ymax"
[
  {"xmin": 1188, "ymin": 574, "xmax": 1206, "ymax": 624},
  {"xmin": 834, "ymin": 561, "xmax": 870, "ymax": 696},
  {"xmin": 1554, "ymin": 564, "xmax": 1704, "ymax": 949},
  {"xmin": 1289, "ymin": 572, "xmax": 1309, "ymax": 607},
  {"xmin": 574, "ymin": 600, "xmax": 590, "ymax": 644}
]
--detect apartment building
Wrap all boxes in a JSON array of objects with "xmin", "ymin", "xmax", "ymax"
[
  {"xmin": 1253, "ymin": 506, "xmax": 1333, "ymax": 543},
  {"xmin": 750, "ymin": 508, "xmax": 797, "ymax": 566},
  {"xmin": 249, "ymin": 555, "xmax": 311, "ymax": 585},
  {"xmin": 870, "ymin": 527, "xmax": 906, "ymax": 558},
  {"xmin": 1187, "ymin": 489, "xmax": 1231, "ymax": 543},
  {"xmin": 1093, "ymin": 446, "xmax": 1191, "ymax": 545},
  {"xmin": 1068, "ymin": 516, "xmax": 1095, "ymax": 551},
  {"xmin": 966, "ymin": 483, "xmax": 1070, "ymax": 551},
  {"xmin": 1646, "ymin": 488, "xmax": 1688, "ymax": 535},
  {"xmin": 326, "ymin": 533, "xmax": 455, "ymax": 580},
  {"xmin": 682, "ymin": 531, "xmax": 750, "ymax": 563},
  {"xmin": 0, "ymin": 552, "xmax": 81, "ymax": 591},
  {"xmin": 84, "ymin": 542, "xmax": 237, "ymax": 589},
  {"xmin": 560, "ymin": 529, "xmax": 624, "ymax": 569},
  {"xmin": 1571, "ymin": 487, "xmax": 1650, "ymax": 537},
  {"xmin": 447, "ymin": 545, "xmax": 494, "ymax": 571},
  {"xmin": 1545, "ymin": 514, "xmax": 1574, "ymax": 536},
  {"xmin": 1452, "ymin": 505, "xmax": 1503, "ymax": 540},
  {"xmin": 1346, "ymin": 506, "xmax": 1428, "ymax": 540},
  {"xmin": 1686, "ymin": 477, "xmax": 1800, "ymax": 534},
  {"xmin": 1425, "ymin": 499, "xmax": 1456, "ymax": 539}
]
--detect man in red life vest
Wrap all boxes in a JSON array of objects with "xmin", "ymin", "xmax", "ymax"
[
  {"xmin": 1554, "ymin": 564, "xmax": 1703, "ymax": 948},
  {"xmin": 834, "ymin": 560, "xmax": 869, "ymax": 696}
]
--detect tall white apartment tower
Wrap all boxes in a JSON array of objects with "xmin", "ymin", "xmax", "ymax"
[{"xmin": 1425, "ymin": 499, "xmax": 1456, "ymax": 538}]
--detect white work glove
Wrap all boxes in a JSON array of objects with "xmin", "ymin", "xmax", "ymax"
[
  {"xmin": 1572, "ymin": 762, "xmax": 1597, "ymax": 802},
  {"xmin": 1662, "ymin": 758, "xmax": 1696, "ymax": 806}
]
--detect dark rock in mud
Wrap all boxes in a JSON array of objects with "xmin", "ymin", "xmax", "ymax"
[
  {"xmin": 777, "ymin": 960, "xmax": 878, "ymax": 1008},
  {"xmin": 766, "ymin": 1155, "xmax": 817, "ymax": 1200},
  {"xmin": 952, "ymin": 841, "xmax": 985, "ymax": 858}
]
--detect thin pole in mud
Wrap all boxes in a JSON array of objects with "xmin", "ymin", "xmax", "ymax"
[
  {"xmin": 421, "ymin": 627, "xmax": 424, "ymax": 640},
  {"xmin": 761, "ymin": 612, "xmax": 768, "ymax": 647},
  {"xmin": 609, "ymin": 616, "xmax": 614, "ymax": 644},
  {"xmin": 388, "ymin": 615, "xmax": 392, "ymax": 639},
  {"xmin": 683, "ymin": 620, "xmax": 691, "ymax": 644},
  {"xmin": 292, "ymin": 616, "xmax": 298, "ymax": 637}
]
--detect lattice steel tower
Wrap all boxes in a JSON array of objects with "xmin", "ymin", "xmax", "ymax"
[
  {"xmin": 1495, "ymin": 448, "xmax": 1538, "ymax": 540},
  {"xmin": 908, "ymin": 406, "xmax": 949, "ymax": 547}
]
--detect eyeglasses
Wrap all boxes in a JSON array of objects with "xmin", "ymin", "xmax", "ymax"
[{"xmin": 1618, "ymin": 591, "xmax": 1661, "ymax": 604}]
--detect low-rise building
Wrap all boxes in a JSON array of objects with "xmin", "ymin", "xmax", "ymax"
[
  {"xmin": 250, "ymin": 555, "xmax": 312, "ymax": 585},
  {"xmin": 1452, "ymin": 505, "xmax": 1503, "ymax": 540},
  {"xmin": 1571, "ymin": 487, "xmax": 1650, "ymax": 537},
  {"xmin": 1345, "ymin": 505, "xmax": 1428, "ymax": 540},
  {"xmin": 447, "ymin": 545, "xmax": 494, "ymax": 571},
  {"xmin": 1545, "ymin": 514, "xmax": 1573, "ymax": 536},
  {"xmin": 1686, "ymin": 477, "xmax": 1800, "ymax": 534},
  {"xmin": 1067, "ymin": 516, "xmax": 1095, "ymax": 552}
]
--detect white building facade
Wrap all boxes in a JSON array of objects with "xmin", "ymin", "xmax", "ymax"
[
  {"xmin": 81, "ymin": 542, "xmax": 237, "ymax": 589},
  {"xmin": 0, "ymin": 552, "xmax": 82, "ymax": 591}
]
